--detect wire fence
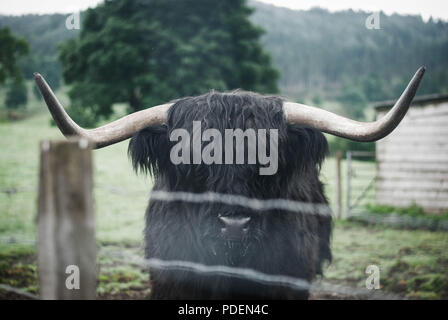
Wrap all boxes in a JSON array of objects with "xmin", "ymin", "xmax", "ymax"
[
  {"xmin": 1, "ymin": 149, "xmax": 447, "ymax": 300},
  {"xmin": 0, "ymin": 242, "xmax": 404, "ymax": 301},
  {"xmin": 0, "ymin": 236, "xmax": 35, "ymax": 246},
  {"xmin": 150, "ymin": 190, "xmax": 333, "ymax": 216},
  {"xmin": 2, "ymin": 181, "xmax": 446, "ymax": 230},
  {"xmin": 0, "ymin": 188, "xmax": 407, "ymax": 301},
  {"xmin": 346, "ymin": 151, "xmax": 377, "ymax": 217},
  {"xmin": 99, "ymin": 247, "xmax": 404, "ymax": 300}
]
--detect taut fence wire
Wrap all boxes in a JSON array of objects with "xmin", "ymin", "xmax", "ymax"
[
  {"xmin": 2, "ymin": 181, "xmax": 446, "ymax": 230},
  {"xmin": 99, "ymin": 247, "xmax": 404, "ymax": 300},
  {"xmin": 1, "ymin": 140, "xmax": 445, "ymax": 299},
  {"xmin": 150, "ymin": 190, "xmax": 333, "ymax": 216},
  {"xmin": 1, "ymin": 188, "xmax": 405, "ymax": 300}
]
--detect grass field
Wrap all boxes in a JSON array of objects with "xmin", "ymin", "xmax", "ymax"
[{"xmin": 0, "ymin": 93, "xmax": 447, "ymax": 299}]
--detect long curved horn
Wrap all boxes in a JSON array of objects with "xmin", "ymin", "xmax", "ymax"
[
  {"xmin": 284, "ymin": 67, "xmax": 425, "ymax": 142},
  {"xmin": 34, "ymin": 73, "xmax": 171, "ymax": 149}
]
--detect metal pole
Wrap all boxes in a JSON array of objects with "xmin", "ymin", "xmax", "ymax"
[
  {"xmin": 335, "ymin": 151, "xmax": 342, "ymax": 219},
  {"xmin": 346, "ymin": 151, "xmax": 352, "ymax": 218}
]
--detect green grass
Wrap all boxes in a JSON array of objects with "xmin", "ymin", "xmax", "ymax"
[
  {"xmin": 366, "ymin": 204, "xmax": 448, "ymax": 220},
  {"xmin": 0, "ymin": 102, "xmax": 447, "ymax": 299},
  {"xmin": 327, "ymin": 221, "xmax": 448, "ymax": 299},
  {"xmin": 0, "ymin": 244, "xmax": 37, "ymax": 295},
  {"xmin": 0, "ymin": 111, "xmax": 151, "ymax": 244},
  {"xmin": 348, "ymin": 204, "xmax": 448, "ymax": 232},
  {"xmin": 0, "ymin": 105, "xmax": 152, "ymax": 298},
  {"xmin": 97, "ymin": 245, "xmax": 150, "ymax": 299}
]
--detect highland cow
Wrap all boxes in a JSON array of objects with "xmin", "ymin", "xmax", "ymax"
[
  {"xmin": 129, "ymin": 92, "xmax": 331, "ymax": 299},
  {"xmin": 34, "ymin": 67, "xmax": 425, "ymax": 299}
]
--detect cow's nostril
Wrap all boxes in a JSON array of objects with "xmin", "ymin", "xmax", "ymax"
[{"xmin": 219, "ymin": 216, "xmax": 251, "ymax": 241}]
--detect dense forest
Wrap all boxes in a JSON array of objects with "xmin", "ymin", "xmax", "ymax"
[
  {"xmin": 251, "ymin": 2, "xmax": 448, "ymax": 106},
  {"xmin": 0, "ymin": 14, "xmax": 73, "ymax": 90},
  {"xmin": 0, "ymin": 1, "xmax": 447, "ymax": 117},
  {"xmin": 57, "ymin": 0, "xmax": 279, "ymax": 124}
]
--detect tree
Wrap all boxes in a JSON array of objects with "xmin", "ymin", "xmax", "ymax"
[
  {"xmin": 0, "ymin": 14, "xmax": 73, "ymax": 89},
  {"xmin": 328, "ymin": 136, "xmax": 375, "ymax": 156},
  {"xmin": 59, "ymin": 0, "xmax": 279, "ymax": 125},
  {"xmin": 0, "ymin": 27, "xmax": 29, "ymax": 114},
  {"xmin": 33, "ymin": 83, "xmax": 43, "ymax": 100},
  {"xmin": 361, "ymin": 76, "xmax": 387, "ymax": 102},
  {"xmin": 337, "ymin": 86, "xmax": 368, "ymax": 120},
  {"xmin": 0, "ymin": 27, "xmax": 29, "ymax": 85},
  {"xmin": 5, "ymin": 80, "xmax": 28, "ymax": 109}
]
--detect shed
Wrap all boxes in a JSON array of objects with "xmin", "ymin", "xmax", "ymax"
[{"xmin": 374, "ymin": 94, "xmax": 448, "ymax": 214}]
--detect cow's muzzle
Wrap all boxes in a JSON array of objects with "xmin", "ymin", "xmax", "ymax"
[{"xmin": 219, "ymin": 215, "xmax": 251, "ymax": 242}]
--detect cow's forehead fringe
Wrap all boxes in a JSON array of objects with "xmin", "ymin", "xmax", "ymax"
[{"xmin": 167, "ymin": 90, "xmax": 286, "ymax": 131}]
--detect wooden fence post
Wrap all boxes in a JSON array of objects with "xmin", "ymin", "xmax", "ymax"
[
  {"xmin": 37, "ymin": 138, "xmax": 96, "ymax": 299},
  {"xmin": 335, "ymin": 151, "xmax": 342, "ymax": 219}
]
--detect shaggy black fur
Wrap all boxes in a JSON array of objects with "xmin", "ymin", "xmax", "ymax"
[{"xmin": 128, "ymin": 91, "xmax": 332, "ymax": 299}]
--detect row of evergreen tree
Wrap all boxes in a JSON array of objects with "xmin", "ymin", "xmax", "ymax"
[
  {"xmin": 252, "ymin": 2, "xmax": 448, "ymax": 112},
  {"xmin": 1, "ymin": 0, "xmax": 447, "ymax": 123}
]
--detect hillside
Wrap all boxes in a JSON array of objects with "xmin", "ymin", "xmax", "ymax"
[
  {"xmin": 1, "ymin": 1, "xmax": 447, "ymax": 105},
  {"xmin": 0, "ymin": 14, "xmax": 78, "ymax": 89},
  {"xmin": 250, "ymin": 1, "xmax": 448, "ymax": 102}
]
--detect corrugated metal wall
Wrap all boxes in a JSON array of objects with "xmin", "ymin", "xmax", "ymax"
[{"xmin": 376, "ymin": 101, "xmax": 448, "ymax": 213}]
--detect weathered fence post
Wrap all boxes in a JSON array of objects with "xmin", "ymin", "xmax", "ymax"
[
  {"xmin": 37, "ymin": 138, "xmax": 96, "ymax": 299},
  {"xmin": 335, "ymin": 151, "xmax": 342, "ymax": 219}
]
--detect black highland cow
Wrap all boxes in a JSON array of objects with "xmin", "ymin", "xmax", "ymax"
[
  {"xmin": 34, "ymin": 67, "xmax": 425, "ymax": 299},
  {"xmin": 129, "ymin": 92, "xmax": 331, "ymax": 299}
]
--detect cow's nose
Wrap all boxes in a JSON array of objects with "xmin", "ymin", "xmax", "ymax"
[{"xmin": 219, "ymin": 216, "xmax": 251, "ymax": 241}]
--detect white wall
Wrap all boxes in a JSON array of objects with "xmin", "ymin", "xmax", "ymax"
[{"xmin": 376, "ymin": 101, "xmax": 448, "ymax": 213}]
